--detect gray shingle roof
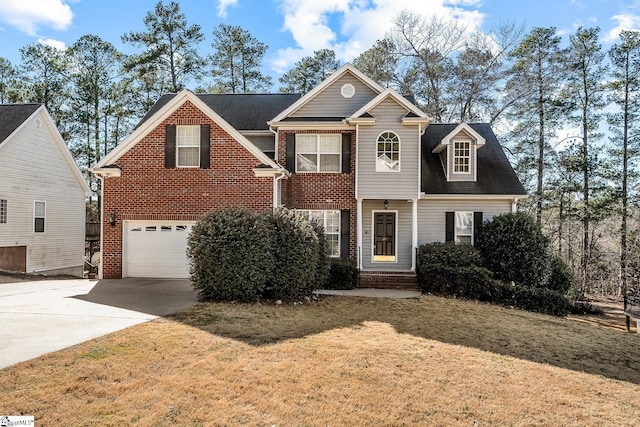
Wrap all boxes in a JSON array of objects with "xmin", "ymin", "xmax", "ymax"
[
  {"xmin": 0, "ymin": 104, "xmax": 41, "ymax": 144},
  {"xmin": 421, "ymin": 123, "xmax": 527, "ymax": 195},
  {"xmin": 137, "ymin": 93, "xmax": 301, "ymax": 131}
]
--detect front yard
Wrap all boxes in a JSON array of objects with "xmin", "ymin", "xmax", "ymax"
[{"xmin": 1, "ymin": 294, "xmax": 639, "ymax": 426}]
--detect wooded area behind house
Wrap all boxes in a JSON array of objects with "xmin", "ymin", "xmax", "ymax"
[{"xmin": 0, "ymin": 2, "xmax": 638, "ymax": 298}]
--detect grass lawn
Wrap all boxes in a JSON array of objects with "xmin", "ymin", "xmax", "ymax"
[{"xmin": 1, "ymin": 294, "xmax": 639, "ymax": 426}]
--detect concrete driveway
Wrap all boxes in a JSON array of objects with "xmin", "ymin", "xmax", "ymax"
[{"xmin": 0, "ymin": 278, "xmax": 198, "ymax": 369}]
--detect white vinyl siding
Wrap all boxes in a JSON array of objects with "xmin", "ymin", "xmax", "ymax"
[
  {"xmin": 176, "ymin": 125, "xmax": 200, "ymax": 167},
  {"xmin": 296, "ymin": 134, "xmax": 341, "ymax": 172},
  {"xmin": 357, "ymin": 98, "xmax": 420, "ymax": 199},
  {"xmin": 34, "ymin": 201, "xmax": 46, "ymax": 233},
  {"xmin": 0, "ymin": 109, "xmax": 86, "ymax": 275},
  {"xmin": 297, "ymin": 210, "xmax": 340, "ymax": 257},
  {"xmin": 418, "ymin": 199, "xmax": 511, "ymax": 244},
  {"xmin": 455, "ymin": 211, "xmax": 473, "ymax": 244},
  {"xmin": 376, "ymin": 131, "xmax": 400, "ymax": 172},
  {"xmin": 0, "ymin": 199, "xmax": 6, "ymax": 224},
  {"xmin": 290, "ymin": 73, "xmax": 378, "ymax": 118}
]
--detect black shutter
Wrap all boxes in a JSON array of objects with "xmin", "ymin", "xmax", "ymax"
[
  {"xmin": 165, "ymin": 124, "xmax": 176, "ymax": 168},
  {"xmin": 342, "ymin": 133, "xmax": 351, "ymax": 173},
  {"xmin": 200, "ymin": 124, "xmax": 210, "ymax": 169},
  {"xmin": 340, "ymin": 209, "xmax": 350, "ymax": 259},
  {"xmin": 286, "ymin": 133, "xmax": 295, "ymax": 172},
  {"xmin": 445, "ymin": 211, "xmax": 454, "ymax": 242},
  {"xmin": 473, "ymin": 211, "xmax": 483, "ymax": 246}
]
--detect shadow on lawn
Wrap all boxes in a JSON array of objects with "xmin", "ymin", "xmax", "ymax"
[{"xmin": 169, "ymin": 294, "xmax": 640, "ymax": 385}]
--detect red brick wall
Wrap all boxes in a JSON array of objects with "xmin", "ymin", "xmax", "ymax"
[
  {"xmin": 278, "ymin": 129, "xmax": 357, "ymax": 259},
  {"xmin": 101, "ymin": 101, "xmax": 274, "ymax": 278}
]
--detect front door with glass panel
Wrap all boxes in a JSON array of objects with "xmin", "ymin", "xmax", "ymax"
[{"xmin": 373, "ymin": 212, "xmax": 396, "ymax": 262}]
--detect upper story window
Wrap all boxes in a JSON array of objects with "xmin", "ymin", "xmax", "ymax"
[
  {"xmin": 453, "ymin": 140, "xmax": 470, "ymax": 173},
  {"xmin": 34, "ymin": 201, "xmax": 45, "ymax": 233},
  {"xmin": 296, "ymin": 134, "xmax": 341, "ymax": 172},
  {"xmin": 177, "ymin": 125, "xmax": 200, "ymax": 167},
  {"xmin": 0, "ymin": 199, "xmax": 7, "ymax": 224},
  {"xmin": 376, "ymin": 131, "xmax": 400, "ymax": 172}
]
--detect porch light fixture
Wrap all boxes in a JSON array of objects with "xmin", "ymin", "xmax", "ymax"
[
  {"xmin": 383, "ymin": 200, "xmax": 389, "ymax": 210},
  {"xmin": 108, "ymin": 212, "xmax": 117, "ymax": 226}
]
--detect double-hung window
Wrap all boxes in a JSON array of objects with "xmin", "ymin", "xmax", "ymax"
[
  {"xmin": 0, "ymin": 199, "xmax": 7, "ymax": 224},
  {"xmin": 34, "ymin": 201, "xmax": 46, "ymax": 233},
  {"xmin": 295, "ymin": 134, "xmax": 341, "ymax": 172},
  {"xmin": 455, "ymin": 211, "xmax": 473, "ymax": 245},
  {"xmin": 177, "ymin": 125, "xmax": 201, "ymax": 167},
  {"xmin": 376, "ymin": 131, "xmax": 400, "ymax": 172},
  {"xmin": 453, "ymin": 140, "xmax": 470, "ymax": 173},
  {"xmin": 298, "ymin": 210, "xmax": 340, "ymax": 257}
]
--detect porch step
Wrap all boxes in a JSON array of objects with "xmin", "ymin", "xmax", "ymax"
[{"xmin": 357, "ymin": 271, "xmax": 420, "ymax": 291}]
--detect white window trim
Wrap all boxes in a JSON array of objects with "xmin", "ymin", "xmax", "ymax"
[
  {"xmin": 296, "ymin": 210, "xmax": 341, "ymax": 257},
  {"xmin": 371, "ymin": 210, "xmax": 398, "ymax": 263},
  {"xmin": 375, "ymin": 130, "xmax": 401, "ymax": 173},
  {"xmin": 176, "ymin": 125, "xmax": 200, "ymax": 168},
  {"xmin": 452, "ymin": 139, "xmax": 471, "ymax": 175},
  {"xmin": 295, "ymin": 134, "xmax": 342, "ymax": 173},
  {"xmin": 454, "ymin": 211, "xmax": 473, "ymax": 245},
  {"xmin": 34, "ymin": 200, "xmax": 46, "ymax": 234},
  {"xmin": 0, "ymin": 198, "xmax": 6, "ymax": 224}
]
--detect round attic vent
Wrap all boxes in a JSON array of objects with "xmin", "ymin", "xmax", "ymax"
[
  {"xmin": 341, "ymin": 83, "xmax": 355, "ymax": 98},
  {"xmin": 33, "ymin": 118, "xmax": 42, "ymax": 128}
]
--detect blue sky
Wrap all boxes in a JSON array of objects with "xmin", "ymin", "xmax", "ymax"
[{"xmin": 1, "ymin": 0, "xmax": 639, "ymax": 81}]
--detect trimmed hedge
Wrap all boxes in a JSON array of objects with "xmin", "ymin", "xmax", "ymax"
[
  {"xmin": 417, "ymin": 241, "xmax": 571, "ymax": 316},
  {"xmin": 187, "ymin": 207, "xmax": 329, "ymax": 302},
  {"xmin": 186, "ymin": 208, "xmax": 272, "ymax": 302},
  {"xmin": 477, "ymin": 212, "xmax": 551, "ymax": 288},
  {"xmin": 326, "ymin": 258, "xmax": 358, "ymax": 290}
]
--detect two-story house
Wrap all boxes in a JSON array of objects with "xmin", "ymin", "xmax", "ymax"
[{"xmin": 92, "ymin": 64, "xmax": 526, "ymax": 280}]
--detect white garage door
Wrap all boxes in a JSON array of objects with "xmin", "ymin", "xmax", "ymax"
[{"xmin": 124, "ymin": 221, "xmax": 195, "ymax": 278}]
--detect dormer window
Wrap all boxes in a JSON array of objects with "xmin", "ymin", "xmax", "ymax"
[
  {"xmin": 453, "ymin": 140, "xmax": 470, "ymax": 174},
  {"xmin": 376, "ymin": 131, "xmax": 400, "ymax": 172}
]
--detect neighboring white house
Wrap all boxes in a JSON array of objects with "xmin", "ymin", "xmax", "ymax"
[{"xmin": 0, "ymin": 104, "xmax": 91, "ymax": 276}]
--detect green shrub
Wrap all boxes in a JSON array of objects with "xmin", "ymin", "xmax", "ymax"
[
  {"xmin": 309, "ymin": 217, "xmax": 331, "ymax": 290},
  {"xmin": 507, "ymin": 285, "xmax": 571, "ymax": 316},
  {"xmin": 546, "ymin": 255, "xmax": 574, "ymax": 294},
  {"xmin": 417, "ymin": 242, "xmax": 483, "ymax": 269},
  {"xmin": 187, "ymin": 208, "xmax": 272, "ymax": 302},
  {"xmin": 477, "ymin": 212, "xmax": 551, "ymax": 288},
  {"xmin": 263, "ymin": 208, "xmax": 322, "ymax": 300},
  {"xmin": 326, "ymin": 258, "xmax": 358, "ymax": 290},
  {"xmin": 419, "ymin": 264, "xmax": 497, "ymax": 301}
]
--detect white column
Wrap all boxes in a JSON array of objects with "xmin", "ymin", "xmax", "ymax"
[
  {"xmin": 357, "ymin": 198, "xmax": 363, "ymax": 269},
  {"xmin": 411, "ymin": 198, "xmax": 418, "ymax": 271}
]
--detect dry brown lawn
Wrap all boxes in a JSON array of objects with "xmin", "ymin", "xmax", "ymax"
[{"xmin": 1, "ymin": 294, "xmax": 639, "ymax": 426}]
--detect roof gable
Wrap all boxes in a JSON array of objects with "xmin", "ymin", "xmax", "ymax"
[
  {"xmin": 422, "ymin": 123, "xmax": 526, "ymax": 196},
  {"xmin": 349, "ymin": 88, "xmax": 431, "ymax": 127},
  {"xmin": 95, "ymin": 90, "xmax": 283, "ymax": 169},
  {"xmin": 0, "ymin": 104, "xmax": 41, "ymax": 145},
  {"xmin": 432, "ymin": 122, "xmax": 486, "ymax": 154},
  {"xmin": 0, "ymin": 104, "xmax": 91, "ymax": 196},
  {"xmin": 270, "ymin": 63, "xmax": 384, "ymax": 123}
]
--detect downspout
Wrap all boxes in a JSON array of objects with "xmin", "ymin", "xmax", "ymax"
[
  {"xmin": 512, "ymin": 197, "xmax": 519, "ymax": 213},
  {"xmin": 273, "ymin": 172, "xmax": 286, "ymax": 209},
  {"xmin": 96, "ymin": 174, "xmax": 105, "ymax": 279}
]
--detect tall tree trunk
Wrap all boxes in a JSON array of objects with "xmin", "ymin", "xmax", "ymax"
[{"xmin": 619, "ymin": 53, "xmax": 630, "ymax": 297}]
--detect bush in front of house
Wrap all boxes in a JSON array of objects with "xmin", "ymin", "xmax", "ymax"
[
  {"xmin": 187, "ymin": 208, "xmax": 273, "ymax": 302},
  {"xmin": 546, "ymin": 254, "xmax": 574, "ymax": 295},
  {"xmin": 263, "ymin": 208, "xmax": 327, "ymax": 300},
  {"xmin": 476, "ymin": 212, "xmax": 552, "ymax": 288},
  {"xmin": 325, "ymin": 258, "xmax": 358, "ymax": 290},
  {"xmin": 416, "ymin": 241, "xmax": 571, "ymax": 316}
]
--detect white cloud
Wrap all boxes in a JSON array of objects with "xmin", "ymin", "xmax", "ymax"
[
  {"xmin": 37, "ymin": 38, "xmax": 66, "ymax": 51},
  {"xmin": 272, "ymin": 0, "xmax": 485, "ymax": 73},
  {"xmin": 604, "ymin": 13, "xmax": 640, "ymax": 42},
  {"xmin": 217, "ymin": 0, "xmax": 239, "ymax": 18},
  {"xmin": 0, "ymin": 0, "xmax": 73, "ymax": 36}
]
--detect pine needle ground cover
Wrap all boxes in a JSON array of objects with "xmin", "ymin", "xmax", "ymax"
[{"xmin": 1, "ymin": 295, "xmax": 638, "ymax": 426}]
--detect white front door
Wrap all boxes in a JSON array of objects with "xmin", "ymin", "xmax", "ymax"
[{"xmin": 123, "ymin": 221, "xmax": 195, "ymax": 278}]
